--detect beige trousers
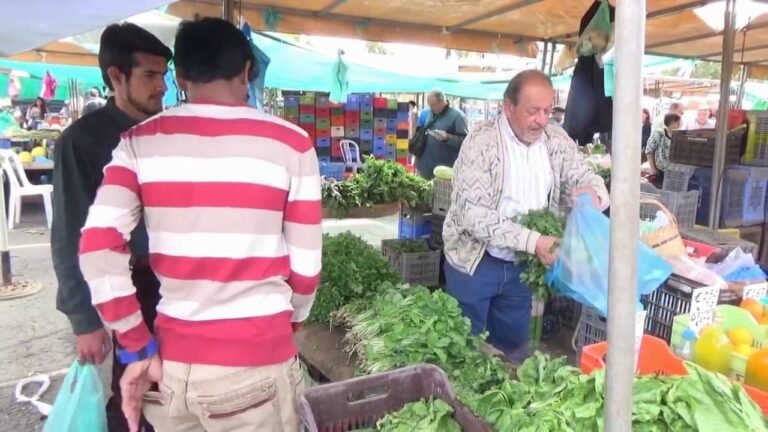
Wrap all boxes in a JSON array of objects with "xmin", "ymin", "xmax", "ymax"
[{"xmin": 143, "ymin": 357, "xmax": 305, "ymax": 432}]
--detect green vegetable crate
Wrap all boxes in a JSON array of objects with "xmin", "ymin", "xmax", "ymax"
[
  {"xmin": 298, "ymin": 364, "xmax": 490, "ymax": 432},
  {"xmin": 671, "ymin": 304, "xmax": 768, "ymax": 381},
  {"xmin": 381, "ymin": 239, "xmax": 441, "ymax": 287}
]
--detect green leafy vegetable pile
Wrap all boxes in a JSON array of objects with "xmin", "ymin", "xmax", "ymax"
[
  {"xmin": 307, "ymin": 232, "xmax": 403, "ymax": 325},
  {"xmin": 467, "ymin": 352, "xmax": 768, "ymax": 432},
  {"xmin": 516, "ymin": 210, "xmax": 564, "ymax": 301},
  {"xmin": 322, "ymin": 157, "xmax": 432, "ymax": 216},
  {"xmin": 376, "ymin": 399, "xmax": 461, "ymax": 432},
  {"xmin": 383, "ymin": 239, "xmax": 431, "ymax": 254},
  {"xmin": 334, "ymin": 285, "xmax": 509, "ymax": 396}
]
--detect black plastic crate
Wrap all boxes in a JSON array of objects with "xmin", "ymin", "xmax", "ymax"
[
  {"xmin": 428, "ymin": 214, "xmax": 446, "ymax": 250},
  {"xmin": 382, "ymin": 239, "xmax": 441, "ymax": 287},
  {"xmin": 669, "ymin": 126, "xmax": 745, "ymax": 167},
  {"xmin": 642, "ymin": 275, "xmax": 727, "ymax": 343},
  {"xmin": 299, "ymin": 364, "xmax": 490, "ymax": 432},
  {"xmin": 573, "ymin": 306, "xmax": 607, "ymax": 351},
  {"xmin": 552, "ymin": 296, "xmax": 582, "ymax": 330},
  {"xmin": 662, "ymin": 162, "xmax": 698, "ymax": 192}
]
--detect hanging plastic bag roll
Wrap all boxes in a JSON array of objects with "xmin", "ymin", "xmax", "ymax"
[
  {"xmin": 43, "ymin": 360, "xmax": 108, "ymax": 432},
  {"xmin": 546, "ymin": 194, "xmax": 672, "ymax": 316}
]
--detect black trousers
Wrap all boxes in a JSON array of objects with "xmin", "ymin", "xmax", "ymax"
[{"xmin": 107, "ymin": 260, "xmax": 161, "ymax": 432}]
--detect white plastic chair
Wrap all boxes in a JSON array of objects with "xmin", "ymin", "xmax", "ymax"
[
  {"xmin": 339, "ymin": 139, "xmax": 364, "ymax": 173},
  {"xmin": 1, "ymin": 150, "xmax": 53, "ymax": 230}
]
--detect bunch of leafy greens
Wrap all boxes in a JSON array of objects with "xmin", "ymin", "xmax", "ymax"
[
  {"xmin": 334, "ymin": 285, "xmax": 509, "ymax": 397},
  {"xmin": 375, "ymin": 399, "xmax": 461, "ymax": 432},
  {"xmin": 321, "ymin": 157, "xmax": 433, "ymax": 216},
  {"xmin": 383, "ymin": 238, "xmax": 431, "ymax": 254},
  {"xmin": 516, "ymin": 210, "xmax": 564, "ymax": 301},
  {"xmin": 468, "ymin": 352, "xmax": 768, "ymax": 432},
  {"xmin": 307, "ymin": 232, "xmax": 402, "ymax": 325}
]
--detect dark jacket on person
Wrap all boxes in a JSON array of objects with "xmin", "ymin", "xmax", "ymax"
[
  {"xmin": 416, "ymin": 105, "xmax": 468, "ymax": 180},
  {"xmin": 51, "ymin": 99, "xmax": 150, "ymax": 335}
]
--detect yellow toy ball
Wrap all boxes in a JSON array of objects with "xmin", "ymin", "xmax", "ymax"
[
  {"xmin": 30, "ymin": 146, "xmax": 46, "ymax": 158},
  {"xmin": 18, "ymin": 151, "xmax": 33, "ymax": 163}
]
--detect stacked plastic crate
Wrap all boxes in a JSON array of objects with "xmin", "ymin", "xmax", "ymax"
[
  {"xmin": 283, "ymin": 95, "xmax": 299, "ymax": 125},
  {"xmin": 385, "ymin": 99, "xmax": 398, "ymax": 161},
  {"xmin": 662, "ymin": 126, "xmax": 767, "ymax": 233},
  {"xmin": 344, "ymin": 94, "xmax": 361, "ymax": 155},
  {"xmin": 742, "ymin": 111, "xmax": 768, "ymax": 264},
  {"xmin": 372, "ymin": 97, "xmax": 388, "ymax": 159},
  {"xmin": 298, "ymin": 94, "xmax": 316, "ymax": 157},
  {"xmin": 315, "ymin": 95, "xmax": 332, "ymax": 162},
  {"xmin": 396, "ymin": 102, "xmax": 410, "ymax": 166},
  {"xmin": 359, "ymin": 94, "xmax": 374, "ymax": 155},
  {"xmin": 330, "ymin": 103, "xmax": 345, "ymax": 163}
]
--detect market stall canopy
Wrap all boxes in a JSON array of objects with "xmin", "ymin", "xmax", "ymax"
[
  {"xmin": 167, "ymin": 0, "xmax": 768, "ymax": 64},
  {"xmin": 7, "ymin": 41, "xmax": 98, "ymax": 67},
  {"xmin": 0, "ymin": 0, "xmax": 177, "ymax": 56}
]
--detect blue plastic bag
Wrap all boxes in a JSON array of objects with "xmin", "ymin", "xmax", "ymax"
[
  {"xmin": 43, "ymin": 360, "xmax": 107, "ymax": 432},
  {"xmin": 546, "ymin": 194, "xmax": 672, "ymax": 316}
]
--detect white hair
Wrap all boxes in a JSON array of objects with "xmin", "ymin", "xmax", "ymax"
[{"xmin": 428, "ymin": 89, "xmax": 445, "ymax": 102}]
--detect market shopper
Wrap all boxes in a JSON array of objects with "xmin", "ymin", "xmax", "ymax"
[
  {"xmin": 51, "ymin": 22, "xmax": 171, "ymax": 432},
  {"xmin": 415, "ymin": 89, "xmax": 468, "ymax": 180},
  {"xmin": 78, "ymin": 18, "xmax": 321, "ymax": 432},
  {"xmin": 441, "ymin": 70, "xmax": 609, "ymax": 362},
  {"xmin": 645, "ymin": 113, "xmax": 682, "ymax": 188}
]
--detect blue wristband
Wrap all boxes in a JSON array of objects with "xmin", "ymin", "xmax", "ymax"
[{"xmin": 117, "ymin": 337, "xmax": 158, "ymax": 365}]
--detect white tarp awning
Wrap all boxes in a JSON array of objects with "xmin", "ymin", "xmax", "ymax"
[{"xmin": 0, "ymin": 0, "xmax": 177, "ymax": 56}]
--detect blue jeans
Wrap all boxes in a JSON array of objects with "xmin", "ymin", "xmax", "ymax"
[{"xmin": 444, "ymin": 254, "xmax": 532, "ymax": 362}]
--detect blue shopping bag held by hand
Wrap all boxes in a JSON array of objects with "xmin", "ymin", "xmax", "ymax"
[
  {"xmin": 43, "ymin": 360, "xmax": 107, "ymax": 432},
  {"xmin": 546, "ymin": 194, "xmax": 672, "ymax": 316}
]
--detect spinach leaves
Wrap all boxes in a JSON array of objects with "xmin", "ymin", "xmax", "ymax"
[
  {"xmin": 307, "ymin": 233, "xmax": 402, "ymax": 325},
  {"xmin": 516, "ymin": 210, "xmax": 564, "ymax": 301}
]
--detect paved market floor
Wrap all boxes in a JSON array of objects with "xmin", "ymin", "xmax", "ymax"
[{"xmin": 0, "ymin": 201, "xmax": 576, "ymax": 430}]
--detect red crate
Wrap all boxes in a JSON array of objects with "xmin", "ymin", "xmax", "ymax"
[
  {"xmin": 331, "ymin": 139, "xmax": 343, "ymax": 157},
  {"xmin": 316, "ymin": 128, "xmax": 331, "ymax": 139},
  {"xmin": 682, "ymin": 239, "xmax": 720, "ymax": 260},
  {"xmin": 299, "ymin": 105, "xmax": 315, "ymax": 115},
  {"xmin": 396, "ymin": 157, "xmax": 409, "ymax": 166},
  {"xmin": 301, "ymin": 124, "xmax": 316, "ymax": 136},
  {"xmin": 315, "ymin": 107, "xmax": 330, "ymax": 119},
  {"xmin": 331, "ymin": 115, "xmax": 345, "ymax": 126},
  {"xmin": 373, "ymin": 97, "xmax": 388, "ymax": 109},
  {"xmin": 581, "ymin": 335, "xmax": 768, "ymax": 415},
  {"xmin": 374, "ymin": 128, "xmax": 387, "ymax": 136}
]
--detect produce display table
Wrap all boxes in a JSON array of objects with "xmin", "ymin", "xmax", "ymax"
[
  {"xmin": 322, "ymin": 201, "xmax": 400, "ymax": 219},
  {"xmin": 295, "ymin": 324, "xmax": 508, "ymax": 383}
]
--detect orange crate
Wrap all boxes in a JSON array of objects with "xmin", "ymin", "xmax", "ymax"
[{"xmin": 581, "ymin": 335, "xmax": 768, "ymax": 415}]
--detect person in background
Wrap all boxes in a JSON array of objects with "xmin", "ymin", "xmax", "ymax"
[
  {"xmin": 683, "ymin": 107, "xmax": 715, "ymax": 130},
  {"xmin": 408, "ymin": 100, "xmax": 418, "ymax": 138},
  {"xmin": 51, "ymin": 23, "xmax": 172, "ymax": 432},
  {"xmin": 652, "ymin": 102, "xmax": 683, "ymax": 132},
  {"xmin": 416, "ymin": 89, "xmax": 468, "ymax": 180},
  {"xmin": 81, "ymin": 88, "xmax": 107, "ymax": 116},
  {"xmin": 442, "ymin": 70, "xmax": 608, "ymax": 363},
  {"xmin": 78, "ymin": 18, "xmax": 321, "ymax": 432},
  {"xmin": 26, "ymin": 97, "xmax": 47, "ymax": 129},
  {"xmin": 550, "ymin": 106, "xmax": 565, "ymax": 126},
  {"xmin": 641, "ymin": 108, "xmax": 652, "ymax": 156},
  {"xmin": 645, "ymin": 113, "xmax": 681, "ymax": 188}
]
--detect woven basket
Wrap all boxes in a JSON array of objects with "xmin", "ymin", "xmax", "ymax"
[{"xmin": 640, "ymin": 198, "xmax": 687, "ymax": 259}]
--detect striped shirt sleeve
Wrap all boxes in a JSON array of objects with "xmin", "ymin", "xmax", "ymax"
[
  {"xmin": 78, "ymin": 138, "xmax": 150, "ymax": 352},
  {"xmin": 283, "ymin": 143, "xmax": 322, "ymax": 323}
]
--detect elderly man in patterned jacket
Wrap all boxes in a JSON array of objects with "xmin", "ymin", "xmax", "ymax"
[{"xmin": 442, "ymin": 70, "xmax": 609, "ymax": 362}]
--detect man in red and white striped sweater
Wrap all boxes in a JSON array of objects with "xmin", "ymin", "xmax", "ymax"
[{"xmin": 79, "ymin": 18, "xmax": 321, "ymax": 432}]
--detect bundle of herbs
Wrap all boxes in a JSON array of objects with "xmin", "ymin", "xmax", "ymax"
[
  {"xmin": 321, "ymin": 157, "xmax": 433, "ymax": 216},
  {"xmin": 516, "ymin": 210, "xmax": 564, "ymax": 301},
  {"xmin": 469, "ymin": 352, "xmax": 767, "ymax": 432},
  {"xmin": 334, "ymin": 285, "xmax": 509, "ymax": 397},
  {"xmin": 307, "ymin": 232, "xmax": 402, "ymax": 325}
]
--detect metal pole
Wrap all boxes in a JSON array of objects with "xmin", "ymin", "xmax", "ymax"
[
  {"xmin": 605, "ymin": 0, "xmax": 645, "ymax": 429},
  {"xmin": 0, "ymin": 158, "xmax": 11, "ymax": 284},
  {"xmin": 707, "ymin": 0, "xmax": 737, "ymax": 229},
  {"xmin": 222, "ymin": 0, "xmax": 236, "ymax": 23},
  {"xmin": 548, "ymin": 42, "xmax": 557, "ymax": 76},
  {"xmin": 735, "ymin": 64, "xmax": 749, "ymax": 109},
  {"xmin": 540, "ymin": 41, "xmax": 549, "ymax": 71}
]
